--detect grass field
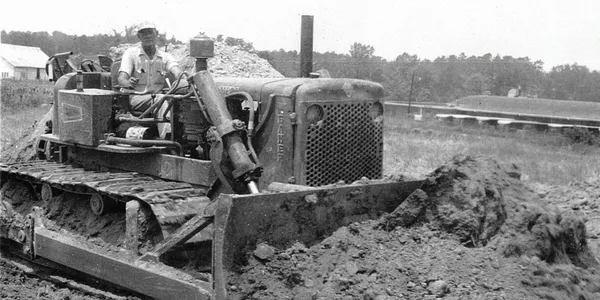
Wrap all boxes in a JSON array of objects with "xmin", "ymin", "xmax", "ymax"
[{"xmin": 384, "ymin": 115, "xmax": 600, "ymax": 185}]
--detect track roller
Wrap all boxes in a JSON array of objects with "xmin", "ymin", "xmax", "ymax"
[
  {"xmin": 89, "ymin": 193, "xmax": 111, "ymax": 216},
  {"xmin": 41, "ymin": 183, "xmax": 56, "ymax": 203}
]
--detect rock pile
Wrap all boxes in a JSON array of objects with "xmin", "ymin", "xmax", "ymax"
[{"xmin": 109, "ymin": 41, "xmax": 284, "ymax": 78}]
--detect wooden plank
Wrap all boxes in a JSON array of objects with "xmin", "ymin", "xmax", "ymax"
[
  {"xmin": 548, "ymin": 123, "xmax": 571, "ymax": 128},
  {"xmin": 34, "ymin": 228, "xmax": 212, "ymax": 300},
  {"xmin": 475, "ymin": 116, "xmax": 494, "ymax": 121},
  {"xmin": 125, "ymin": 200, "xmax": 140, "ymax": 252},
  {"xmin": 497, "ymin": 119, "xmax": 513, "ymax": 125},
  {"xmin": 139, "ymin": 215, "xmax": 213, "ymax": 262},
  {"xmin": 450, "ymin": 114, "xmax": 476, "ymax": 119}
]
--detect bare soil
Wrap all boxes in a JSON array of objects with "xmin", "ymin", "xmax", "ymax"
[
  {"xmin": 1, "ymin": 155, "xmax": 599, "ymax": 299},
  {"xmin": 0, "ymin": 256, "xmax": 124, "ymax": 300},
  {"xmin": 225, "ymin": 155, "xmax": 600, "ymax": 300}
]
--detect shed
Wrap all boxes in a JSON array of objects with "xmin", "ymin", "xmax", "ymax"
[{"xmin": 0, "ymin": 43, "xmax": 49, "ymax": 80}]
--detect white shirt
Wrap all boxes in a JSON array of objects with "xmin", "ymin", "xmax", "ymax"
[{"xmin": 119, "ymin": 44, "xmax": 178, "ymax": 94}]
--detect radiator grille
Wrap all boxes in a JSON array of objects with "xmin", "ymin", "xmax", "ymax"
[{"xmin": 305, "ymin": 102, "xmax": 383, "ymax": 186}]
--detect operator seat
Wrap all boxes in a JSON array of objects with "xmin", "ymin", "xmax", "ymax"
[
  {"xmin": 110, "ymin": 60, "xmax": 144, "ymax": 116},
  {"xmin": 109, "ymin": 60, "xmax": 176, "ymax": 117}
]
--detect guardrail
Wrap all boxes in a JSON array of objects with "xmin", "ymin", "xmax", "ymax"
[
  {"xmin": 432, "ymin": 113, "xmax": 600, "ymax": 133},
  {"xmin": 385, "ymin": 102, "xmax": 600, "ymax": 129}
]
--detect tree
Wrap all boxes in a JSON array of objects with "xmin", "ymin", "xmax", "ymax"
[
  {"xmin": 541, "ymin": 64, "xmax": 599, "ymax": 101},
  {"xmin": 224, "ymin": 37, "xmax": 255, "ymax": 53},
  {"xmin": 349, "ymin": 43, "xmax": 374, "ymax": 59},
  {"xmin": 257, "ymin": 49, "xmax": 299, "ymax": 77},
  {"xmin": 349, "ymin": 42, "xmax": 374, "ymax": 79},
  {"xmin": 463, "ymin": 73, "xmax": 492, "ymax": 95},
  {"xmin": 348, "ymin": 42, "xmax": 385, "ymax": 82}
]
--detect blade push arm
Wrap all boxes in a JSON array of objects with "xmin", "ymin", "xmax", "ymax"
[{"xmin": 192, "ymin": 71, "xmax": 261, "ymax": 193}]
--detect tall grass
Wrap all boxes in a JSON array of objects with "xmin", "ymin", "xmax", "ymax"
[
  {"xmin": 384, "ymin": 115, "xmax": 600, "ymax": 186},
  {"xmin": 1, "ymin": 106, "xmax": 51, "ymax": 153},
  {"xmin": 1, "ymin": 79, "xmax": 53, "ymax": 154}
]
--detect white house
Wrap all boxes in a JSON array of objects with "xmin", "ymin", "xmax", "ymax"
[{"xmin": 0, "ymin": 43, "xmax": 49, "ymax": 80}]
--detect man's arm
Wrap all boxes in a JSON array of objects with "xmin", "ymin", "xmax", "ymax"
[
  {"xmin": 169, "ymin": 65, "xmax": 188, "ymax": 89},
  {"xmin": 118, "ymin": 71, "xmax": 138, "ymax": 88},
  {"xmin": 118, "ymin": 49, "xmax": 138, "ymax": 88}
]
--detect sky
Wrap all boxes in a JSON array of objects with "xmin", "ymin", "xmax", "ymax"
[{"xmin": 2, "ymin": 0, "xmax": 600, "ymax": 71}]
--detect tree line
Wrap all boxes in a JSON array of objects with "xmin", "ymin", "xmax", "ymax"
[
  {"xmin": 1, "ymin": 28, "xmax": 180, "ymax": 57},
  {"xmin": 3, "ymin": 30, "xmax": 599, "ymax": 103},
  {"xmin": 258, "ymin": 45, "xmax": 600, "ymax": 103}
]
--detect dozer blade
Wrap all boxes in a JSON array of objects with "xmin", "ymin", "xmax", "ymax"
[
  {"xmin": 33, "ymin": 227, "xmax": 213, "ymax": 300},
  {"xmin": 212, "ymin": 179, "xmax": 423, "ymax": 299}
]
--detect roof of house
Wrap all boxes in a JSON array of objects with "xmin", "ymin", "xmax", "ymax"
[{"xmin": 0, "ymin": 43, "xmax": 48, "ymax": 68}]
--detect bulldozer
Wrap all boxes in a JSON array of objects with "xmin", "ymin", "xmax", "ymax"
[{"xmin": 0, "ymin": 16, "xmax": 422, "ymax": 299}]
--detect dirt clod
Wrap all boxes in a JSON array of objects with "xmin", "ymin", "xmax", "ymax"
[
  {"xmin": 378, "ymin": 189, "xmax": 428, "ymax": 230},
  {"xmin": 427, "ymin": 280, "xmax": 449, "ymax": 297},
  {"xmin": 253, "ymin": 242, "xmax": 276, "ymax": 261}
]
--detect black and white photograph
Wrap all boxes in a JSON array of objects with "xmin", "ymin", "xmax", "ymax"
[{"xmin": 1, "ymin": 1, "xmax": 599, "ymax": 299}]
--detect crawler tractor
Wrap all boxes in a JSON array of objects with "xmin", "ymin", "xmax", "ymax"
[{"xmin": 0, "ymin": 17, "xmax": 422, "ymax": 299}]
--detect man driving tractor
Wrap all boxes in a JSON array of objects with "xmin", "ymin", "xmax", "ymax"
[{"xmin": 117, "ymin": 21, "xmax": 187, "ymax": 139}]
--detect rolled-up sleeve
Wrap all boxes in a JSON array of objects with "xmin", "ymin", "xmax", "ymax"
[
  {"xmin": 119, "ymin": 49, "xmax": 135, "ymax": 76},
  {"xmin": 163, "ymin": 52, "xmax": 179, "ymax": 72}
]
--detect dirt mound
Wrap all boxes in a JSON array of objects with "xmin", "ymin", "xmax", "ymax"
[
  {"xmin": 228, "ymin": 155, "xmax": 600, "ymax": 299},
  {"xmin": 382, "ymin": 155, "xmax": 597, "ymax": 268}
]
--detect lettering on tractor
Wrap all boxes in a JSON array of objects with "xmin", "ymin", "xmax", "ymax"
[
  {"xmin": 61, "ymin": 103, "xmax": 83, "ymax": 123},
  {"xmin": 218, "ymin": 85, "xmax": 240, "ymax": 95},
  {"xmin": 277, "ymin": 110, "xmax": 285, "ymax": 161}
]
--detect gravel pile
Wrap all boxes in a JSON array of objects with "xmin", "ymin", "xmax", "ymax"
[{"xmin": 109, "ymin": 41, "xmax": 284, "ymax": 78}]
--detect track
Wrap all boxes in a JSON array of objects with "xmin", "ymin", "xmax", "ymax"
[
  {"xmin": 0, "ymin": 162, "xmax": 215, "ymax": 300},
  {"xmin": 0, "ymin": 161, "xmax": 211, "ymax": 226}
]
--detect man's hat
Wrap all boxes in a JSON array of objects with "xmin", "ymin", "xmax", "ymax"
[{"xmin": 137, "ymin": 21, "xmax": 156, "ymax": 32}]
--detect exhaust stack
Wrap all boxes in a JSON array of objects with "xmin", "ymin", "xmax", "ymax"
[{"xmin": 300, "ymin": 15, "xmax": 314, "ymax": 78}]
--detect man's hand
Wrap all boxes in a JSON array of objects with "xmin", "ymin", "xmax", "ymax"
[
  {"xmin": 128, "ymin": 77, "xmax": 139, "ymax": 88},
  {"xmin": 118, "ymin": 71, "xmax": 138, "ymax": 89}
]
